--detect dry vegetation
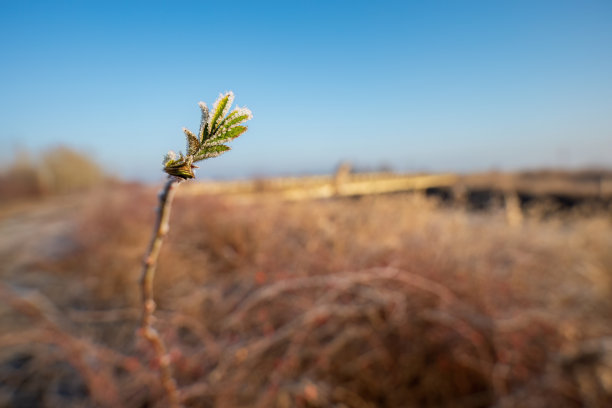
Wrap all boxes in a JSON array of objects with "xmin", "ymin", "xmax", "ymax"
[
  {"xmin": 459, "ymin": 169, "xmax": 612, "ymax": 198},
  {"xmin": 1, "ymin": 181, "xmax": 612, "ymax": 407},
  {"xmin": 0, "ymin": 147, "xmax": 106, "ymax": 202}
]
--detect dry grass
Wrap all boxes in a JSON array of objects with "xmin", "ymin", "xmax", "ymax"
[
  {"xmin": 459, "ymin": 169, "xmax": 612, "ymax": 198},
  {"xmin": 0, "ymin": 183, "xmax": 611, "ymax": 407},
  {"xmin": 0, "ymin": 147, "xmax": 106, "ymax": 203}
]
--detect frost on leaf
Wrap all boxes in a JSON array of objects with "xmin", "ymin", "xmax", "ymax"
[
  {"xmin": 204, "ymin": 125, "xmax": 248, "ymax": 146},
  {"xmin": 163, "ymin": 92, "xmax": 251, "ymax": 179},
  {"xmin": 184, "ymin": 128, "xmax": 200, "ymax": 155},
  {"xmin": 163, "ymin": 151, "xmax": 177, "ymax": 165},
  {"xmin": 215, "ymin": 107, "xmax": 252, "ymax": 135},
  {"xmin": 198, "ymin": 102, "xmax": 209, "ymax": 142},
  {"xmin": 194, "ymin": 145, "xmax": 231, "ymax": 161},
  {"xmin": 207, "ymin": 92, "xmax": 235, "ymax": 138}
]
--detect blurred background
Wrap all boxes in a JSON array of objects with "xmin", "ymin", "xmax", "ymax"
[
  {"xmin": 1, "ymin": 0, "xmax": 611, "ymax": 180},
  {"xmin": 1, "ymin": 1, "xmax": 612, "ymax": 407}
]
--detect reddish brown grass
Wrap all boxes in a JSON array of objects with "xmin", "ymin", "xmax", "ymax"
[{"xmin": 0, "ymin": 184, "xmax": 611, "ymax": 407}]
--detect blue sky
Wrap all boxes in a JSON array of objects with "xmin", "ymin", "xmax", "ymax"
[{"xmin": 1, "ymin": 1, "xmax": 611, "ymax": 181}]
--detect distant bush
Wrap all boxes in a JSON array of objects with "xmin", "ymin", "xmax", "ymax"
[
  {"xmin": 38, "ymin": 147, "xmax": 105, "ymax": 194},
  {"xmin": 0, "ymin": 151, "xmax": 42, "ymax": 200},
  {"xmin": 0, "ymin": 146, "xmax": 105, "ymax": 201},
  {"xmin": 1, "ymin": 189, "xmax": 611, "ymax": 407}
]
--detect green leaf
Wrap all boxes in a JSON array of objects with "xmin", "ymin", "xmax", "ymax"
[
  {"xmin": 162, "ymin": 95, "xmax": 250, "ymax": 179},
  {"xmin": 214, "ymin": 112, "xmax": 250, "ymax": 135},
  {"xmin": 204, "ymin": 125, "xmax": 247, "ymax": 146},
  {"xmin": 224, "ymin": 113, "xmax": 251, "ymax": 129},
  {"xmin": 209, "ymin": 111, "xmax": 237, "ymax": 138},
  {"xmin": 198, "ymin": 102, "xmax": 209, "ymax": 142},
  {"xmin": 193, "ymin": 145, "xmax": 231, "ymax": 162},
  {"xmin": 206, "ymin": 92, "xmax": 234, "ymax": 139},
  {"xmin": 183, "ymin": 128, "xmax": 200, "ymax": 155}
]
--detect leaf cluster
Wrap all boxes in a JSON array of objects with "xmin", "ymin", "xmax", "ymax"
[{"xmin": 163, "ymin": 92, "xmax": 252, "ymax": 179}]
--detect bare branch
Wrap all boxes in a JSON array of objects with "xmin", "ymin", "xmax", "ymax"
[{"xmin": 139, "ymin": 176, "xmax": 183, "ymax": 408}]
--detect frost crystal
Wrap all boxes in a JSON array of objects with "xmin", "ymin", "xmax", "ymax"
[
  {"xmin": 198, "ymin": 102, "xmax": 209, "ymax": 139},
  {"xmin": 163, "ymin": 93, "xmax": 251, "ymax": 179},
  {"xmin": 163, "ymin": 150, "xmax": 177, "ymax": 165}
]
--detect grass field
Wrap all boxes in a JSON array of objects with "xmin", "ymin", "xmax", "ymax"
[{"xmin": 1, "ymin": 180, "xmax": 611, "ymax": 407}]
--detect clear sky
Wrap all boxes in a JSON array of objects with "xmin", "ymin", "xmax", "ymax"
[{"xmin": 1, "ymin": 1, "xmax": 611, "ymax": 181}]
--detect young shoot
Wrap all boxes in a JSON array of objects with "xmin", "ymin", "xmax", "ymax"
[
  {"xmin": 163, "ymin": 91, "xmax": 252, "ymax": 179},
  {"xmin": 140, "ymin": 92, "xmax": 251, "ymax": 408}
]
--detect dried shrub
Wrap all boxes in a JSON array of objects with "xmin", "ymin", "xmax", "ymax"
[
  {"xmin": 1, "ymin": 188, "xmax": 611, "ymax": 407},
  {"xmin": 0, "ymin": 146, "xmax": 105, "ymax": 203},
  {"xmin": 38, "ymin": 147, "xmax": 104, "ymax": 194},
  {"xmin": 0, "ymin": 151, "xmax": 43, "ymax": 200}
]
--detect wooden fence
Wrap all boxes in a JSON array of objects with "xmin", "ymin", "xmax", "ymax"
[{"xmin": 181, "ymin": 172, "xmax": 458, "ymax": 201}]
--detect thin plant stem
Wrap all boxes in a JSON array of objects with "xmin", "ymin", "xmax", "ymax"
[
  {"xmin": 138, "ymin": 93, "xmax": 250, "ymax": 406},
  {"xmin": 139, "ymin": 176, "xmax": 183, "ymax": 408}
]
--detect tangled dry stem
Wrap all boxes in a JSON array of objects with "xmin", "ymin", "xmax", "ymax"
[
  {"xmin": 0, "ymin": 283, "xmax": 127, "ymax": 407},
  {"xmin": 139, "ymin": 177, "xmax": 183, "ymax": 408},
  {"xmin": 1, "ymin": 186, "xmax": 611, "ymax": 407}
]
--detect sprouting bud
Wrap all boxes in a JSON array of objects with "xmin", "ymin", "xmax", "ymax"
[
  {"xmin": 163, "ymin": 94, "xmax": 252, "ymax": 179},
  {"xmin": 163, "ymin": 150, "xmax": 177, "ymax": 165},
  {"xmin": 163, "ymin": 154, "xmax": 196, "ymax": 179}
]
